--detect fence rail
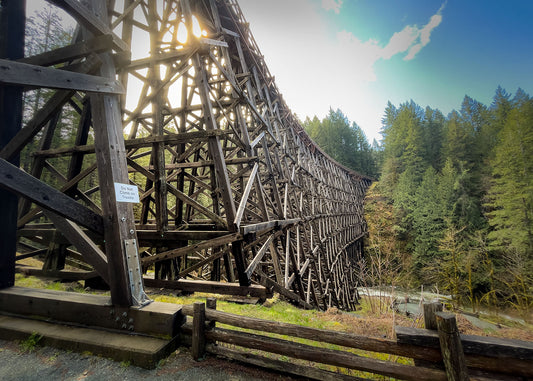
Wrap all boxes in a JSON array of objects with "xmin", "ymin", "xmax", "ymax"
[{"xmin": 180, "ymin": 300, "xmax": 533, "ymax": 381}]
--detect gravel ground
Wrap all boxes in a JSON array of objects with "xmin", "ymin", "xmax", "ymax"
[{"xmin": 0, "ymin": 339, "xmax": 296, "ymax": 381}]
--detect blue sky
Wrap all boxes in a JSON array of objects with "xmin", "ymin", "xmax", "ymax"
[{"xmin": 239, "ymin": 0, "xmax": 533, "ymax": 143}]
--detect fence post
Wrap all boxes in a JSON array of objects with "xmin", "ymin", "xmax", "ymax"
[
  {"xmin": 423, "ymin": 302, "xmax": 443, "ymax": 330},
  {"xmin": 436, "ymin": 311, "xmax": 469, "ymax": 381},
  {"xmin": 206, "ymin": 297, "xmax": 217, "ymax": 329},
  {"xmin": 192, "ymin": 301, "xmax": 206, "ymax": 361}
]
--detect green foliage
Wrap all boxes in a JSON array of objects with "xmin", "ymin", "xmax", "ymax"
[
  {"xmin": 486, "ymin": 90, "xmax": 533, "ymax": 256},
  {"xmin": 21, "ymin": 5, "xmax": 83, "ymax": 190},
  {"xmin": 374, "ymin": 88, "xmax": 533, "ymax": 312},
  {"xmin": 412, "ymin": 167, "xmax": 446, "ymax": 280},
  {"xmin": 303, "ymin": 109, "xmax": 377, "ymax": 177},
  {"xmin": 364, "ymin": 183, "xmax": 412, "ymax": 290},
  {"xmin": 20, "ymin": 332, "xmax": 42, "ymax": 353}
]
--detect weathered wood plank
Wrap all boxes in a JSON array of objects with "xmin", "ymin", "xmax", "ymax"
[
  {"xmin": 126, "ymin": 47, "xmax": 196, "ymax": 70},
  {"xmin": 85, "ymin": 0, "xmax": 143, "ymax": 307},
  {"xmin": 395, "ymin": 326, "xmax": 533, "ymax": 377},
  {"xmin": 18, "ymin": 34, "xmax": 114, "ymax": 67},
  {"xmin": 207, "ymin": 344, "xmax": 363, "ymax": 381},
  {"xmin": 0, "ymin": 0, "xmax": 24, "ymax": 289},
  {"xmin": 17, "ymin": 266, "xmax": 98, "ymax": 280},
  {"xmin": 141, "ymin": 233, "xmax": 240, "ymax": 266},
  {"xmin": 245, "ymin": 234, "xmax": 273, "ymax": 278},
  {"xmin": 33, "ymin": 130, "xmax": 229, "ymax": 158},
  {"xmin": 15, "ymin": 249, "xmax": 48, "ymax": 261},
  {"xmin": 137, "ymin": 230, "xmax": 229, "ymax": 242},
  {"xmin": 180, "ymin": 307, "xmax": 442, "ymax": 362},
  {"xmin": 423, "ymin": 302, "xmax": 443, "ymax": 330},
  {"xmin": 234, "ymin": 162, "xmax": 258, "ymax": 228},
  {"xmin": 43, "ymin": 210, "xmax": 109, "ymax": 283},
  {"xmin": 47, "ymin": 0, "xmax": 128, "ymax": 51},
  {"xmin": 0, "ymin": 286, "xmax": 183, "ymax": 336},
  {"xmin": 241, "ymin": 218, "xmax": 301, "ymax": 236},
  {"xmin": 0, "ymin": 158, "xmax": 104, "ymax": 234},
  {"xmin": 192, "ymin": 302, "xmax": 206, "ymax": 361},
  {"xmin": 147, "ymin": 0, "xmax": 168, "ymax": 236},
  {"xmin": 0, "ymin": 59, "xmax": 124, "ymax": 94},
  {"xmin": 436, "ymin": 312, "xmax": 469, "ymax": 381},
  {"xmin": 256, "ymin": 269, "xmax": 313, "ymax": 310},
  {"xmin": 144, "ymin": 278, "xmax": 270, "ymax": 299},
  {"xmin": 395, "ymin": 326, "xmax": 533, "ymax": 360},
  {"xmin": 206, "ymin": 328, "xmax": 446, "ymax": 381}
]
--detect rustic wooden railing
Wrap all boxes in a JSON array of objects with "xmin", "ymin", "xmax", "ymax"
[
  {"xmin": 180, "ymin": 300, "xmax": 533, "ymax": 381},
  {"xmin": 396, "ymin": 303, "xmax": 533, "ymax": 381}
]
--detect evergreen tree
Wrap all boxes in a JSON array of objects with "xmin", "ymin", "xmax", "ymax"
[
  {"xmin": 442, "ymin": 107, "xmax": 486, "ymax": 231},
  {"xmin": 383, "ymin": 101, "xmax": 425, "ymax": 175},
  {"xmin": 421, "ymin": 107, "xmax": 445, "ymax": 170},
  {"xmin": 22, "ymin": 6, "xmax": 77, "ymax": 184},
  {"xmin": 489, "ymin": 86, "xmax": 512, "ymax": 150},
  {"xmin": 380, "ymin": 101, "xmax": 397, "ymax": 140},
  {"xmin": 392, "ymin": 166, "xmax": 419, "ymax": 236},
  {"xmin": 412, "ymin": 166, "xmax": 446, "ymax": 282},
  {"xmin": 303, "ymin": 109, "xmax": 377, "ymax": 176},
  {"xmin": 438, "ymin": 158, "xmax": 457, "ymax": 221},
  {"xmin": 487, "ymin": 90, "xmax": 533, "ymax": 257}
]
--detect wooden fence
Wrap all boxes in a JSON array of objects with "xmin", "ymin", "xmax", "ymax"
[{"xmin": 180, "ymin": 300, "xmax": 533, "ymax": 381}]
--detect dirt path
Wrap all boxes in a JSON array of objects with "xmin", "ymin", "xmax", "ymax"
[{"xmin": 0, "ymin": 339, "xmax": 295, "ymax": 381}]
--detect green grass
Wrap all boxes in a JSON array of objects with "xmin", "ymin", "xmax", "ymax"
[
  {"xmin": 15, "ymin": 274, "xmax": 108, "ymax": 296},
  {"xmin": 14, "ymin": 273, "xmax": 48, "ymax": 289},
  {"xmin": 19, "ymin": 332, "xmax": 42, "ymax": 353}
]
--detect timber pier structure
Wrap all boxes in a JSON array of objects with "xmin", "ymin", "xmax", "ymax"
[{"xmin": 0, "ymin": 0, "xmax": 371, "ymax": 355}]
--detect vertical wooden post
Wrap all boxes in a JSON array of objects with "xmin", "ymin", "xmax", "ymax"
[
  {"xmin": 147, "ymin": 0, "xmax": 168, "ymax": 234},
  {"xmin": 423, "ymin": 302, "xmax": 443, "ymax": 330},
  {"xmin": 436, "ymin": 312, "xmax": 469, "ymax": 381},
  {"xmin": 83, "ymin": 0, "xmax": 145, "ymax": 306},
  {"xmin": 192, "ymin": 301, "xmax": 206, "ymax": 361},
  {"xmin": 0, "ymin": 0, "xmax": 25, "ymax": 289},
  {"xmin": 206, "ymin": 297, "xmax": 217, "ymax": 329},
  {"xmin": 181, "ymin": 0, "xmax": 249, "ymax": 287}
]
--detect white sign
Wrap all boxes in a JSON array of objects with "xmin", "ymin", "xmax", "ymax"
[{"xmin": 114, "ymin": 182, "xmax": 140, "ymax": 203}]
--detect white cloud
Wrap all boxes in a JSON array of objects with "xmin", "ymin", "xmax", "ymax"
[
  {"xmin": 421, "ymin": 14, "xmax": 442, "ymax": 45},
  {"xmin": 400, "ymin": 11, "xmax": 443, "ymax": 61},
  {"xmin": 238, "ymin": 0, "xmax": 445, "ymax": 142},
  {"xmin": 321, "ymin": 0, "xmax": 343, "ymax": 14},
  {"xmin": 381, "ymin": 26, "xmax": 420, "ymax": 60},
  {"xmin": 404, "ymin": 43, "xmax": 423, "ymax": 61},
  {"xmin": 355, "ymin": 6, "xmax": 443, "ymax": 63}
]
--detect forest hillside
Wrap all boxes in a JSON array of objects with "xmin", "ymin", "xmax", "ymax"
[{"xmin": 306, "ymin": 88, "xmax": 533, "ymax": 319}]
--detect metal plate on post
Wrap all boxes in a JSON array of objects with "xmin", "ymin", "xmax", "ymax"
[{"xmin": 124, "ymin": 239, "xmax": 150, "ymax": 306}]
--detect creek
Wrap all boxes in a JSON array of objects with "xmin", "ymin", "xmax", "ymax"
[{"xmin": 358, "ymin": 286, "xmax": 528, "ymax": 329}]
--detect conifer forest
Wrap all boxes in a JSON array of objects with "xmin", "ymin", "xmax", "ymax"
[{"xmin": 304, "ymin": 89, "xmax": 533, "ymax": 318}]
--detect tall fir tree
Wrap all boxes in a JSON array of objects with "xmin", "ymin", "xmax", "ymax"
[
  {"xmin": 487, "ymin": 89, "xmax": 533, "ymax": 257},
  {"xmin": 303, "ymin": 109, "xmax": 377, "ymax": 177}
]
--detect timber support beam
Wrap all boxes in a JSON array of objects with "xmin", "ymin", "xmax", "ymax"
[{"xmin": 1, "ymin": 0, "xmax": 371, "ymax": 312}]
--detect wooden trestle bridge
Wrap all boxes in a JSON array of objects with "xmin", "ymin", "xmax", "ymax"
[{"xmin": 0, "ymin": 0, "xmax": 371, "ymax": 315}]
